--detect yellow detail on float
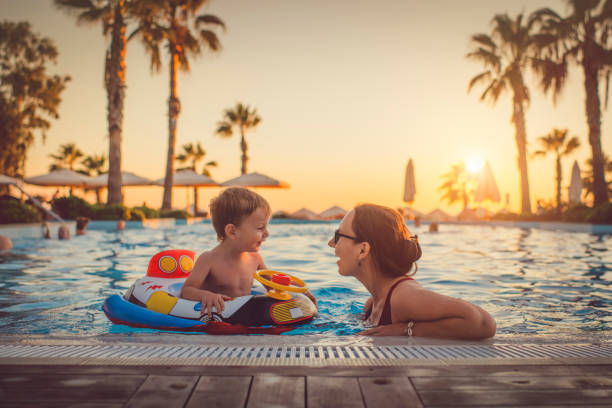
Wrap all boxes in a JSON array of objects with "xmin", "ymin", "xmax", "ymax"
[
  {"xmin": 179, "ymin": 255, "xmax": 194, "ymax": 272},
  {"xmin": 270, "ymin": 299, "xmax": 313, "ymax": 323},
  {"xmin": 146, "ymin": 291, "xmax": 178, "ymax": 314},
  {"xmin": 159, "ymin": 255, "xmax": 177, "ymax": 274}
]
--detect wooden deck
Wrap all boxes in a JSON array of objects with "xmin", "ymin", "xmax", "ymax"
[{"xmin": 1, "ymin": 363, "xmax": 610, "ymax": 407}]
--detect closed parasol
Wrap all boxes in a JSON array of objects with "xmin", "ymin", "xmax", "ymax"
[
  {"xmin": 403, "ymin": 159, "xmax": 416, "ymax": 219},
  {"xmin": 568, "ymin": 160, "xmax": 583, "ymax": 204},
  {"xmin": 474, "ymin": 161, "xmax": 500, "ymax": 203},
  {"xmin": 474, "ymin": 161, "xmax": 500, "ymax": 220}
]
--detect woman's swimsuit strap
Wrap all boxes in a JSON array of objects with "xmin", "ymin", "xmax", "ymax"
[{"xmin": 377, "ymin": 277, "xmax": 413, "ymax": 326}]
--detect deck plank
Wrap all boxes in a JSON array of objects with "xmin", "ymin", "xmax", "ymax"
[
  {"xmin": 358, "ymin": 376, "xmax": 423, "ymax": 408},
  {"xmin": 419, "ymin": 389, "xmax": 612, "ymax": 406},
  {"xmin": 0, "ymin": 373, "xmax": 144, "ymax": 403},
  {"xmin": 307, "ymin": 376, "xmax": 364, "ymax": 408},
  {"xmin": 125, "ymin": 375, "xmax": 198, "ymax": 408},
  {"xmin": 186, "ymin": 376, "xmax": 251, "ymax": 408},
  {"xmin": 2, "ymin": 364, "xmax": 611, "ymax": 377},
  {"xmin": 412, "ymin": 375, "xmax": 612, "ymax": 390},
  {"xmin": 247, "ymin": 375, "xmax": 304, "ymax": 408}
]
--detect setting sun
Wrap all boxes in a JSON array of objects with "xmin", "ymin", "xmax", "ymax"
[{"xmin": 466, "ymin": 157, "xmax": 485, "ymax": 174}]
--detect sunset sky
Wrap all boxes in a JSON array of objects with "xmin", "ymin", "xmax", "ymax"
[{"xmin": 3, "ymin": 0, "xmax": 611, "ymax": 215}]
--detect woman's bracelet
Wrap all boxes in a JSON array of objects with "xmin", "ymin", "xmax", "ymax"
[{"xmin": 404, "ymin": 321, "xmax": 415, "ymax": 337}]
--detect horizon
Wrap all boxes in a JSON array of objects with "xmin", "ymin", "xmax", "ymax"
[{"xmin": 2, "ymin": 0, "xmax": 610, "ymax": 214}]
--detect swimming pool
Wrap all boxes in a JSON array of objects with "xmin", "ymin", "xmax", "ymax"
[{"xmin": 0, "ymin": 220, "xmax": 609, "ymax": 338}]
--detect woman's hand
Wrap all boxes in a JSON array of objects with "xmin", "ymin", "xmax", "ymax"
[
  {"xmin": 200, "ymin": 290, "xmax": 231, "ymax": 319},
  {"xmin": 358, "ymin": 322, "xmax": 409, "ymax": 336},
  {"xmin": 363, "ymin": 296, "xmax": 373, "ymax": 316}
]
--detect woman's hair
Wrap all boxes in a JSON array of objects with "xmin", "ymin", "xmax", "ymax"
[
  {"xmin": 352, "ymin": 203, "xmax": 422, "ymax": 277},
  {"xmin": 210, "ymin": 187, "xmax": 271, "ymax": 240}
]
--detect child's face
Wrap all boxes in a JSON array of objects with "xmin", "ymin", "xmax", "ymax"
[{"xmin": 234, "ymin": 207, "xmax": 269, "ymax": 251}]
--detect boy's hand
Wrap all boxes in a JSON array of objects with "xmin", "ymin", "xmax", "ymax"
[{"xmin": 200, "ymin": 290, "xmax": 232, "ymax": 319}]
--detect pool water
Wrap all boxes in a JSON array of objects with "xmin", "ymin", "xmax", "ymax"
[{"xmin": 0, "ymin": 220, "xmax": 610, "ymax": 337}]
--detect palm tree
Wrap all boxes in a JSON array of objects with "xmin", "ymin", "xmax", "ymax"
[
  {"xmin": 0, "ymin": 21, "xmax": 70, "ymax": 193},
  {"xmin": 467, "ymin": 13, "xmax": 542, "ymax": 214},
  {"xmin": 533, "ymin": 128, "xmax": 580, "ymax": 212},
  {"xmin": 215, "ymin": 103, "xmax": 261, "ymax": 175},
  {"xmin": 54, "ymin": 0, "xmax": 128, "ymax": 205},
  {"xmin": 176, "ymin": 142, "xmax": 217, "ymax": 215},
  {"xmin": 583, "ymin": 153, "xmax": 612, "ymax": 200},
  {"xmin": 532, "ymin": 0, "xmax": 612, "ymax": 206},
  {"xmin": 438, "ymin": 162, "xmax": 473, "ymax": 210},
  {"xmin": 80, "ymin": 153, "xmax": 107, "ymax": 203},
  {"xmin": 49, "ymin": 143, "xmax": 84, "ymax": 171},
  {"xmin": 132, "ymin": 0, "xmax": 225, "ymax": 210}
]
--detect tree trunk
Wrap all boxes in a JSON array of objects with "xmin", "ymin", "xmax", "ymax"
[
  {"xmin": 106, "ymin": 0, "xmax": 126, "ymax": 205},
  {"xmin": 555, "ymin": 154, "xmax": 561, "ymax": 213},
  {"xmin": 512, "ymin": 97, "xmax": 532, "ymax": 214},
  {"xmin": 582, "ymin": 42, "xmax": 608, "ymax": 206},
  {"xmin": 162, "ymin": 48, "xmax": 180, "ymax": 210},
  {"xmin": 240, "ymin": 126, "xmax": 248, "ymax": 175}
]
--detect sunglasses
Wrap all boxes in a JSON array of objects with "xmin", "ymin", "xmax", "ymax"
[{"xmin": 333, "ymin": 229, "xmax": 358, "ymax": 245}]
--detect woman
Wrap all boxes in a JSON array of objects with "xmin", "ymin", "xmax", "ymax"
[{"xmin": 329, "ymin": 203, "xmax": 496, "ymax": 339}]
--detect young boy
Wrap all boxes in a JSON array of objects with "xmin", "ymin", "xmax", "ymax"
[{"xmin": 181, "ymin": 187, "xmax": 271, "ymax": 319}]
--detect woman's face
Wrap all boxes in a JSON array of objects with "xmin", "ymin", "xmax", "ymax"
[{"xmin": 328, "ymin": 210, "xmax": 362, "ymax": 276}]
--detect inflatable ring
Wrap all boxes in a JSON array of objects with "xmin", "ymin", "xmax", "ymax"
[
  {"xmin": 254, "ymin": 270, "xmax": 308, "ymax": 293},
  {"xmin": 103, "ymin": 250, "xmax": 318, "ymax": 334}
]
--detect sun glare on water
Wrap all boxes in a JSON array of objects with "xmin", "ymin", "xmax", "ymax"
[{"xmin": 466, "ymin": 157, "xmax": 485, "ymax": 174}]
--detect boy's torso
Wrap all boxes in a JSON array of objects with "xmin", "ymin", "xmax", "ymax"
[{"xmin": 202, "ymin": 252, "xmax": 260, "ymax": 297}]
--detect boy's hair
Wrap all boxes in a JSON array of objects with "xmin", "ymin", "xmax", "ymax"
[{"xmin": 210, "ymin": 187, "xmax": 271, "ymax": 240}]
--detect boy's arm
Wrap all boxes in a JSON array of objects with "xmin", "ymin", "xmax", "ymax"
[{"xmin": 181, "ymin": 252, "xmax": 230, "ymax": 318}]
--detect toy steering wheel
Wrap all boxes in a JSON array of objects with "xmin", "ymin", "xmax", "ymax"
[{"xmin": 254, "ymin": 270, "xmax": 308, "ymax": 293}]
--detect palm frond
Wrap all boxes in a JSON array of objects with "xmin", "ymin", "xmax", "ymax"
[
  {"xmin": 467, "ymin": 71, "xmax": 492, "ymax": 92},
  {"xmin": 215, "ymin": 122, "xmax": 233, "ymax": 137},
  {"xmin": 470, "ymin": 33, "xmax": 496, "ymax": 50},
  {"xmin": 466, "ymin": 48, "xmax": 501, "ymax": 71},
  {"xmin": 563, "ymin": 136, "xmax": 581, "ymax": 155},
  {"xmin": 531, "ymin": 57, "xmax": 568, "ymax": 102},
  {"xmin": 195, "ymin": 14, "xmax": 226, "ymax": 30},
  {"xmin": 491, "ymin": 14, "xmax": 515, "ymax": 45},
  {"xmin": 199, "ymin": 30, "xmax": 221, "ymax": 51}
]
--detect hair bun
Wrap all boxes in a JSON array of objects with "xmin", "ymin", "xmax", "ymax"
[{"xmin": 404, "ymin": 237, "xmax": 422, "ymax": 262}]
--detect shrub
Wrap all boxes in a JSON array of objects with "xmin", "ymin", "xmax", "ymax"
[
  {"xmin": 272, "ymin": 210, "xmax": 290, "ymax": 219},
  {"xmin": 130, "ymin": 209, "xmax": 145, "ymax": 221},
  {"xmin": 159, "ymin": 209, "xmax": 189, "ymax": 219},
  {"xmin": 587, "ymin": 202, "xmax": 612, "ymax": 224},
  {"xmin": 131, "ymin": 205, "xmax": 158, "ymax": 219},
  {"xmin": 91, "ymin": 204, "xmax": 131, "ymax": 220},
  {"xmin": 562, "ymin": 204, "xmax": 593, "ymax": 223},
  {"xmin": 0, "ymin": 200, "xmax": 41, "ymax": 224},
  {"xmin": 51, "ymin": 196, "xmax": 92, "ymax": 219}
]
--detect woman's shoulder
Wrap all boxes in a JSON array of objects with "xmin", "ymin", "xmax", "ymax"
[
  {"xmin": 393, "ymin": 276, "xmax": 421, "ymax": 291},
  {"xmin": 389, "ymin": 277, "xmax": 422, "ymax": 302}
]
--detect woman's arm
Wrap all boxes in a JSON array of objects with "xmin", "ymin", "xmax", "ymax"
[{"xmin": 360, "ymin": 286, "xmax": 496, "ymax": 339}]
